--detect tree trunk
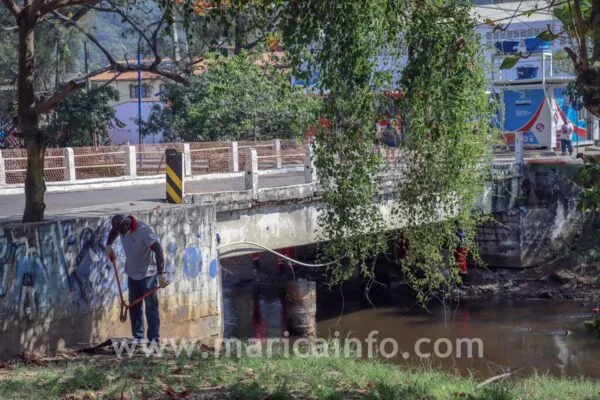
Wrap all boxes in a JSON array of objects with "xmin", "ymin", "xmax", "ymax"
[
  {"xmin": 18, "ymin": 18, "xmax": 46, "ymax": 222},
  {"xmin": 578, "ymin": 0, "xmax": 600, "ymax": 117}
]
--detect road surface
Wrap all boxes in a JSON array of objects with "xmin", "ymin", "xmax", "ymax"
[{"xmin": 0, "ymin": 172, "xmax": 306, "ymax": 220}]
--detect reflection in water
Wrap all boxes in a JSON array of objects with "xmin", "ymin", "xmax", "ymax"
[{"xmin": 223, "ymin": 285, "xmax": 600, "ymax": 379}]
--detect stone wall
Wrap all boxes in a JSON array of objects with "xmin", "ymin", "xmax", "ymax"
[
  {"xmin": 478, "ymin": 164, "xmax": 584, "ymax": 268},
  {"xmin": 0, "ymin": 204, "xmax": 222, "ymax": 359}
]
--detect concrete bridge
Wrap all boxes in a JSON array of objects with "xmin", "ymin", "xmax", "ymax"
[{"xmin": 0, "ymin": 138, "xmax": 586, "ymax": 359}]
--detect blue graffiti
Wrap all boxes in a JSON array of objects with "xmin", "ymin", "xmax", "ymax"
[
  {"xmin": 167, "ymin": 242, "xmax": 177, "ymax": 255},
  {"xmin": 62, "ymin": 223, "xmax": 77, "ymax": 248},
  {"xmin": 38, "ymin": 224, "xmax": 70, "ymax": 293},
  {"xmin": 209, "ymin": 259, "xmax": 218, "ymax": 279},
  {"xmin": 0, "ymin": 228, "xmax": 11, "ymax": 298},
  {"xmin": 13, "ymin": 247, "xmax": 49, "ymax": 318},
  {"xmin": 183, "ymin": 247, "xmax": 202, "ymax": 278},
  {"xmin": 166, "ymin": 262, "xmax": 175, "ymax": 282}
]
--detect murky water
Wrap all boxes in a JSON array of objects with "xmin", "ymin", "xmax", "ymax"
[{"xmin": 223, "ymin": 285, "xmax": 600, "ymax": 379}]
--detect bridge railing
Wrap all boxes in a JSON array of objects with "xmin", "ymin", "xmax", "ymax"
[{"xmin": 0, "ymin": 139, "xmax": 308, "ymax": 187}]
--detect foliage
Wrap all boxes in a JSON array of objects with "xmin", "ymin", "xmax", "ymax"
[
  {"xmin": 144, "ymin": 52, "xmax": 322, "ymax": 142},
  {"xmin": 45, "ymin": 86, "xmax": 121, "ymax": 147},
  {"xmin": 553, "ymin": 1, "xmax": 592, "ymax": 37},
  {"xmin": 3, "ymin": 352, "xmax": 600, "ymax": 400},
  {"xmin": 396, "ymin": 1, "xmax": 495, "ymax": 302},
  {"xmin": 279, "ymin": 0, "xmax": 404, "ymax": 284},
  {"xmin": 273, "ymin": 0, "xmax": 494, "ymax": 302},
  {"xmin": 576, "ymin": 156, "xmax": 600, "ymax": 213}
]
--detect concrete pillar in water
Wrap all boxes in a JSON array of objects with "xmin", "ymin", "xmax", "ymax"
[{"xmin": 285, "ymin": 278, "xmax": 316, "ymax": 337}]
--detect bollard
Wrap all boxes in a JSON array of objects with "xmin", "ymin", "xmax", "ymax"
[
  {"xmin": 165, "ymin": 149, "xmax": 184, "ymax": 204},
  {"xmin": 285, "ymin": 278, "xmax": 316, "ymax": 337}
]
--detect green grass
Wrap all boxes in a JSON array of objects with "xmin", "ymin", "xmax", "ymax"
[{"xmin": 1, "ymin": 353, "xmax": 600, "ymax": 399}]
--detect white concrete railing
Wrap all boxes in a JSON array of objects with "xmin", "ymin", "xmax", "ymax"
[
  {"xmin": 0, "ymin": 139, "xmax": 304, "ymax": 186},
  {"xmin": 0, "ymin": 139, "xmax": 308, "ymax": 195}
]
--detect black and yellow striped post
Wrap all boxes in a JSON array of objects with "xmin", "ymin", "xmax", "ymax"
[{"xmin": 165, "ymin": 149, "xmax": 184, "ymax": 204}]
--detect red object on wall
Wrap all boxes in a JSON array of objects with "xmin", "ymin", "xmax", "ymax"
[
  {"xmin": 455, "ymin": 247, "xmax": 468, "ymax": 274},
  {"xmin": 277, "ymin": 247, "xmax": 294, "ymax": 273}
]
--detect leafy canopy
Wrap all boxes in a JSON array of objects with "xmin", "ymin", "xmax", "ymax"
[
  {"xmin": 46, "ymin": 86, "xmax": 121, "ymax": 147},
  {"xmin": 144, "ymin": 51, "xmax": 322, "ymax": 142}
]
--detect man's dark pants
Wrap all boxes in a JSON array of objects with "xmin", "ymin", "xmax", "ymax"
[
  {"xmin": 128, "ymin": 275, "xmax": 160, "ymax": 342},
  {"xmin": 561, "ymin": 139, "xmax": 573, "ymax": 156}
]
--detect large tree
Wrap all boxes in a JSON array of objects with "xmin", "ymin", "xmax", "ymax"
[{"xmin": 0, "ymin": 0, "xmax": 191, "ymax": 222}]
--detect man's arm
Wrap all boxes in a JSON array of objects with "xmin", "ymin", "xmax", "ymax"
[
  {"xmin": 106, "ymin": 229, "xmax": 119, "ymax": 246},
  {"xmin": 150, "ymin": 242, "xmax": 165, "ymax": 275},
  {"xmin": 105, "ymin": 229, "xmax": 119, "ymax": 260}
]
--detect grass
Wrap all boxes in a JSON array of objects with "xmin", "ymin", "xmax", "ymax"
[{"xmin": 1, "ymin": 352, "xmax": 600, "ymax": 399}]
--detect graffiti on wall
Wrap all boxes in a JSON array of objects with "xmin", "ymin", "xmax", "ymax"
[
  {"xmin": 0, "ymin": 216, "xmax": 217, "ymax": 322},
  {"xmin": 0, "ymin": 220, "xmax": 129, "ymax": 321}
]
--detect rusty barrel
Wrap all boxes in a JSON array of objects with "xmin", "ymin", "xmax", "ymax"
[{"xmin": 285, "ymin": 279, "xmax": 317, "ymax": 337}]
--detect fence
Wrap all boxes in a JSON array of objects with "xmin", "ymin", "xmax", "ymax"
[{"xmin": 0, "ymin": 139, "xmax": 308, "ymax": 186}]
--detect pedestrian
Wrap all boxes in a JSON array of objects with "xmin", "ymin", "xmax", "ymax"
[
  {"xmin": 105, "ymin": 214, "xmax": 168, "ymax": 344},
  {"xmin": 560, "ymin": 121, "xmax": 574, "ymax": 156}
]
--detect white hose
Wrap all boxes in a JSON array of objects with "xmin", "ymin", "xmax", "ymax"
[{"xmin": 217, "ymin": 240, "xmax": 337, "ymax": 268}]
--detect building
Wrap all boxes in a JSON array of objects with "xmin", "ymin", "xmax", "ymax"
[
  {"xmin": 90, "ymin": 69, "xmax": 167, "ymax": 145},
  {"xmin": 471, "ymin": 0, "xmax": 599, "ymax": 148}
]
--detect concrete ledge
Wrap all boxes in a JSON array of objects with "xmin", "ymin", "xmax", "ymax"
[
  {"xmin": 0, "ymin": 175, "xmax": 165, "ymax": 195},
  {"xmin": 258, "ymin": 184, "xmax": 315, "ymax": 203},
  {"xmin": 0, "ymin": 166, "xmax": 304, "ymax": 196}
]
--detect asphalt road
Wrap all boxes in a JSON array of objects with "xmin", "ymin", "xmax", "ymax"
[{"xmin": 0, "ymin": 172, "xmax": 306, "ymax": 220}]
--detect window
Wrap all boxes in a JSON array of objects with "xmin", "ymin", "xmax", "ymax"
[{"xmin": 129, "ymin": 84, "xmax": 150, "ymax": 99}]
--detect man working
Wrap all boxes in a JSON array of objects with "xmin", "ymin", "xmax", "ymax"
[
  {"xmin": 560, "ymin": 121, "xmax": 574, "ymax": 156},
  {"xmin": 105, "ymin": 214, "xmax": 168, "ymax": 344}
]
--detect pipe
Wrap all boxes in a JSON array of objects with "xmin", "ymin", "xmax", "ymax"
[{"xmin": 217, "ymin": 241, "xmax": 337, "ymax": 268}]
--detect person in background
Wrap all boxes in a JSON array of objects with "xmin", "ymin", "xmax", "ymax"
[
  {"xmin": 560, "ymin": 121, "xmax": 574, "ymax": 156},
  {"xmin": 455, "ymin": 226, "xmax": 468, "ymax": 276},
  {"xmin": 105, "ymin": 214, "xmax": 168, "ymax": 344}
]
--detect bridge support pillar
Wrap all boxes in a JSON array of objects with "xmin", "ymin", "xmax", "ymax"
[
  {"xmin": 125, "ymin": 145, "xmax": 137, "ymax": 178},
  {"xmin": 0, "ymin": 151, "xmax": 5, "ymax": 185},
  {"xmin": 229, "ymin": 142, "xmax": 239, "ymax": 172},
  {"xmin": 63, "ymin": 148, "xmax": 76, "ymax": 182},
  {"xmin": 245, "ymin": 147, "xmax": 258, "ymax": 199},
  {"xmin": 285, "ymin": 279, "xmax": 316, "ymax": 337},
  {"xmin": 274, "ymin": 139, "xmax": 282, "ymax": 169},
  {"xmin": 183, "ymin": 143, "xmax": 192, "ymax": 177}
]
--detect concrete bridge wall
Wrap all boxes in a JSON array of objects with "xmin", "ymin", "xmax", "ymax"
[
  {"xmin": 0, "ymin": 204, "xmax": 222, "ymax": 360},
  {"xmin": 477, "ymin": 164, "xmax": 584, "ymax": 268}
]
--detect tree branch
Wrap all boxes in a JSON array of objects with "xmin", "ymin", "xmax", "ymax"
[
  {"xmin": 103, "ymin": 0, "xmax": 155, "ymax": 55},
  {"xmin": 1, "ymin": 0, "xmax": 21, "ymax": 18},
  {"xmin": 565, "ymin": 46, "xmax": 583, "ymax": 73},
  {"xmin": 150, "ymin": 14, "xmax": 166, "ymax": 69},
  {"xmin": 34, "ymin": 80, "xmax": 86, "ymax": 115},
  {"xmin": 40, "ymin": 0, "xmax": 100, "ymax": 15},
  {"xmin": 51, "ymin": 10, "xmax": 117, "ymax": 65}
]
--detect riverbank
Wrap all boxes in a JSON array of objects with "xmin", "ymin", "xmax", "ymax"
[{"xmin": 1, "ymin": 351, "xmax": 600, "ymax": 399}]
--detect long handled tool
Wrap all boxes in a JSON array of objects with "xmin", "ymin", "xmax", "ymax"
[{"xmin": 109, "ymin": 256, "xmax": 160, "ymax": 322}]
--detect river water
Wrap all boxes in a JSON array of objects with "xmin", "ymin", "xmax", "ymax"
[{"xmin": 223, "ymin": 284, "xmax": 600, "ymax": 379}]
